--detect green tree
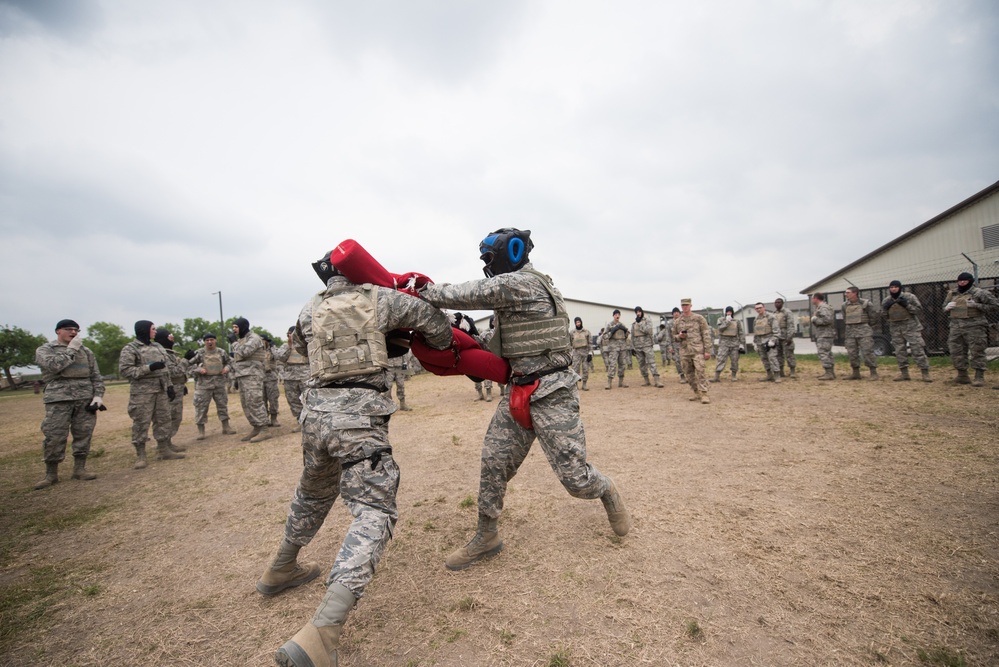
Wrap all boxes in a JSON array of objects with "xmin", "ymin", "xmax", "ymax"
[
  {"xmin": 83, "ymin": 322, "xmax": 131, "ymax": 379},
  {"xmin": 0, "ymin": 325, "xmax": 48, "ymax": 389}
]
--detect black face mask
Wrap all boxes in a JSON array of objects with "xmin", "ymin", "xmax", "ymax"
[
  {"xmin": 154, "ymin": 329, "xmax": 173, "ymax": 349},
  {"xmin": 575, "ymin": 322, "xmax": 583, "ymax": 330},
  {"xmin": 233, "ymin": 318, "xmax": 250, "ymax": 338},
  {"xmin": 135, "ymin": 320, "xmax": 153, "ymax": 345}
]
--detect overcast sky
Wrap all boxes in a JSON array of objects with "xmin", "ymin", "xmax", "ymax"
[{"xmin": 2, "ymin": 0, "xmax": 997, "ymax": 341}]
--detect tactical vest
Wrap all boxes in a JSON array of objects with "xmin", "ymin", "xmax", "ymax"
[
  {"xmin": 610, "ymin": 325, "xmax": 627, "ymax": 340},
  {"xmin": 59, "ymin": 348, "xmax": 91, "ymax": 379},
  {"xmin": 719, "ymin": 319, "xmax": 739, "ymax": 337},
  {"xmin": 286, "ymin": 347, "xmax": 308, "ymax": 365},
  {"xmin": 753, "ymin": 316, "xmax": 772, "ymax": 336},
  {"xmin": 948, "ymin": 292, "xmax": 981, "ymax": 319},
  {"xmin": 888, "ymin": 302, "xmax": 911, "ymax": 323},
  {"xmin": 308, "ymin": 283, "xmax": 388, "ymax": 382},
  {"xmin": 487, "ymin": 269, "xmax": 572, "ymax": 359},
  {"xmin": 239, "ymin": 337, "xmax": 268, "ymax": 363},
  {"xmin": 263, "ymin": 349, "xmax": 274, "ymax": 372},
  {"xmin": 133, "ymin": 343, "xmax": 166, "ymax": 368},
  {"xmin": 844, "ymin": 302, "xmax": 867, "ymax": 325},
  {"xmin": 633, "ymin": 323, "xmax": 651, "ymax": 341},
  {"xmin": 571, "ymin": 330, "xmax": 590, "ymax": 349},
  {"xmin": 201, "ymin": 348, "xmax": 225, "ymax": 375}
]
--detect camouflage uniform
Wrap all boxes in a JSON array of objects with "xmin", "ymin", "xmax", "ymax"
[
  {"xmin": 655, "ymin": 325, "xmax": 673, "ymax": 371},
  {"xmin": 714, "ymin": 317, "xmax": 745, "ymax": 375},
  {"xmin": 119, "ymin": 339, "xmax": 174, "ymax": 448},
  {"xmin": 773, "ymin": 307, "xmax": 797, "ymax": 375},
  {"xmin": 631, "ymin": 317, "xmax": 660, "ymax": 384},
  {"xmin": 190, "ymin": 346, "xmax": 231, "ymax": 424},
  {"xmin": 569, "ymin": 326, "xmax": 591, "ymax": 385},
  {"xmin": 476, "ymin": 329, "xmax": 496, "ymax": 397},
  {"xmin": 231, "ymin": 331, "xmax": 269, "ymax": 428},
  {"xmin": 881, "ymin": 292, "xmax": 930, "ymax": 371},
  {"xmin": 422, "ymin": 263, "xmax": 613, "ymax": 521},
  {"xmin": 673, "ymin": 312, "xmax": 712, "ymax": 397},
  {"xmin": 274, "ymin": 342, "xmax": 310, "ymax": 421},
  {"xmin": 281, "ymin": 276, "xmax": 453, "ymax": 598},
  {"xmin": 842, "ymin": 297, "xmax": 879, "ymax": 371},
  {"xmin": 383, "ymin": 352, "xmax": 410, "ymax": 405},
  {"xmin": 601, "ymin": 320, "xmax": 630, "ymax": 381},
  {"xmin": 753, "ymin": 310, "xmax": 782, "ymax": 374},
  {"xmin": 944, "ymin": 286, "xmax": 999, "ymax": 372},
  {"xmin": 163, "ymin": 349, "xmax": 188, "ymax": 437},
  {"xmin": 263, "ymin": 345, "xmax": 280, "ymax": 420},
  {"xmin": 810, "ymin": 301, "xmax": 836, "ymax": 371},
  {"xmin": 35, "ymin": 341, "xmax": 105, "ymax": 464}
]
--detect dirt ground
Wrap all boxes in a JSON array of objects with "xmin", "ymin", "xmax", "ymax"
[{"xmin": 1, "ymin": 355, "xmax": 997, "ymax": 667}]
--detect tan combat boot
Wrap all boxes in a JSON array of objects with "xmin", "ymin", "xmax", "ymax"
[
  {"xmin": 445, "ymin": 516, "xmax": 503, "ymax": 571},
  {"xmin": 157, "ymin": 441, "xmax": 185, "ymax": 461},
  {"xmin": 758, "ymin": 370, "xmax": 774, "ymax": 382},
  {"xmin": 133, "ymin": 444, "xmax": 148, "ymax": 469},
  {"xmin": 269, "ymin": 414, "xmax": 281, "ymax": 427},
  {"xmin": 955, "ymin": 369, "xmax": 971, "ymax": 384},
  {"xmin": 486, "ymin": 387, "xmax": 493, "ymax": 402},
  {"xmin": 921, "ymin": 368, "xmax": 932, "ymax": 383},
  {"xmin": 817, "ymin": 368, "xmax": 835, "ymax": 381},
  {"xmin": 168, "ymin": 439, "xmax": 187, "ymax": 453},
  {"xmin": 601, "ymin": 479, "xmax": 632, "ymax": 536},
  {"xmin": 605, "ymin": 377, "xmax": 612, "ymax": 390},
  {"xmin": 476, "ymin": 386, "xmax": 485, "ymax": 401},
  {"xmin": 197, "ymin": 424, "xmax": 206, "ymax": 440},
  {"xmin": 398, "ymin": 399, "xmax": 412, "ymax": 411},
  {"xmin": 654, "ymin": 375, "xmax": 663, "ymax": 388},
  {"xmin": 848, "ymin": 367, "xmax": 862, "ymax": 380},
  {"xmin": 34, "ymin": 462, "xmax": 59, "ymax": 490},
  {"xmin": 618, "ymin": 376, "xmax": 628, "ymax": 388},
  {"xmin": 893, "ymin": 367, "xmax": 910, "ymax": 382},
  {"xmin": 869, "ymin": 367, "xmax": 879, "ymax": 380},
  {"xmin": 275, "ymin": 582, "xmax": 355, "ymax": 667},
  {"xmin": 788, "ymin": 366, "xmax": 797, "ymax": 379},
  {"xmin": 581, "ymin": 380, "xmax": 588, "ymax": 391},
  {"xmin": 700, "ymin": 394, "xmax": 711, "ymax": 404},
  {"xmin": 709, "ymin": 372, "xmax": 720, "ymax": 383},
  {"xmin": 972, "ymin": 369, "xmax": 986, "ymax": 387},
  {"xmin": 71, "ymin": 456, "xmax": 96, "ymax": 481},
  {"xmin": 257, "ymin": 539, "xmax": 322, "ymax": 596},
  {"xmin": 242, "ymin": 425, "xmax": 263, "ymax": 442},
  {"xmin": 731, "ymin": 370, "xmax": 738, "ymax": 382},
  {"xmin": 221, "ymin": 419, "xmax": 236, "ymax": 435},
  {"xmin": 641, "ymin": 375, "xmax": 651, "ymax": 386}
]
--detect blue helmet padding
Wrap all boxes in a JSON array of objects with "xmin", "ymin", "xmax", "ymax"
[
  {"xmin": 508, "ymin": 237, "xmax": 524, "ymax": 263},
  {"xmin": 478, "ymin": 228, "xmax": 532, "ymax": 277}
]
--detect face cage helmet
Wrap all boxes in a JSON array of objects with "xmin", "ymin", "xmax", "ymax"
[
  {"xmin": 479, "ymin": 228, "xmax": 533, "ymax": 278},
  {"xmin": 312, "ymin": 250, "xmax": 340, "ymax": 284}
]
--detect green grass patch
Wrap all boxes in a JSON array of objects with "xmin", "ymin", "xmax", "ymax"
[
  {"xmin": 686, "ymin": 619, "xmax": 704, "ymax": 640},
  {"xmin": 916, "ymin": 645, "xmax": 966, "ymax": 666},
  {"xmin": 546, "ymin": 646, "xmax": 572, "ymax": 667},
  {"xmin": 458, "ymin": 495, "xmax": 475, "ymax": 509},
  {"xmin": 0, "ymin": 565, "xmax": 64, "ymax": 652},
  {"xmin": 19, "ymin": 504, "xmax": 112, "ymax": 535}
]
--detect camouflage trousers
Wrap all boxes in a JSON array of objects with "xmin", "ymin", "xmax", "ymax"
[
  {"xmin": 681, "ymin": 355, "xmax": 708, "ymax": 396},
  {"xmin": 473, "ymin": 379, "xmax": 493, "ymax": 393},
  {"xmin": 284, "ymin": 379, "xmax": 306, "ymax": 420},
  {"xmin": 571, "ymin": 348, "xmax": 590, "ymax": 382},
  {"xmin": 844, "ymin": 325, "xmax": 877, "ymax": 369},
  {"xmin": 169, "ymin": 383, "xmax": 185, "ymax": 437},
  {"xmin": 263, "ymin": 376, "xmax": 280, "ymax": 417},
  {"xmin": 715, "ymin": 338, "xmax": 740, "ymax": 373},
  {"xmin": 283, "ymin": 412, "xmax": 397, "ymax": 598},
  {"xmin": 777, "ymin": 338, "xmax": 796, "ymax": 372},
  {"xmin": 194, "ymin": 376, "xmax": 229, "ymax": 424},
  {"xmin": 477, "ymin": 384, "xmax": 609, "ymax": 520},
  {"xmin": 816, "ymin": 337, "xmax": 835, "ymax": 369},
  {"xmin": 757, "ymin": 336, "xmax": 780, "ymax": 373},
  {"xmin": 633, "ymin": 343, "xmax": 659, "ymax": 379},
  {"xmin": 672, "ymin": 345, "xmax": 683, "ymax": 376},
  {"xmin": 948, "ymin": 320, "xmax": 989, "ymax": 371},
  {"xmin": 237, "ymin": 376, "xmax": 269, "ymax": 427},
  {"xmin": 890, "ymin": 321, "xmax": 929, "ymax": 370},
  {"xmin": 604, "ymin": 340, "xmax": 629, "ymax": 378},
  {"xmin": 127, "ymin": 389, "xmax": 172, "ymax": 446},
  {"xmin": 40, "ymin": 399, "xmax": 97, "ymax": 463}
]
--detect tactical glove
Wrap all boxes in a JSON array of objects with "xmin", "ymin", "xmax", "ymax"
[
  {"xmin": 227, "ymin": 331, "xmax": 238, "ymax": 343},
  {"xmin": 148, "ymin": 361, "xmax": 166, "ymax": 371},
  {"xmin": 738, "ymin": 346, "xmax": 746, "ymax": 354},
  {"xmin": 966, "ymin": 299, "xmax": 978, "ymax": 307},
  {"xmin": 183, "ymin": 385, "xmax": 189, "ymax": 396},
  {"xmin": 85, "ymin": 396, "xmax": 107, "ymax": 413},
  {"xmin": 896, "ymin": 295, "xmax": 907, "ymax": 306},
  {"xmin": 587, "ymin": 354, "xmax": 592, "ymax": 362},
  {"xmin": 768, "ymin": 339, "xmax": 778, "ymax": 349},
  {"xmin": 67, "ymin": 334, "xmax": 84, "ymax": 351},
  {"xmin": 166, "ymin": 385, "xmax": 176, "ymax": 401},
  {"xmin": 945, "ymin": 301, "xmax": 957, "ymax": 311},
  {"xmin": 184, "ymin": 349, "xmax": 196, "ymax": 361}
]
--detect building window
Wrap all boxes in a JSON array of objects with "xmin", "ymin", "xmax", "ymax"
[{"xmin": 984, "ymin": 223, "xmax": 999, "ymax": 249}]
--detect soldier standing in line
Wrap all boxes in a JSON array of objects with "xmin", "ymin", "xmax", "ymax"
[
  {"xmin": 262, "ymin": 335, "xmax": 281, "ymax": 427},
  {"xmin": 673, "ymin": 298, "xmax": 712, "ymax": 403},
  {"xmin": 257, "ymin": 248, "xmax": 455, "ymax": 667},
  {"xmin": 154, "ymin": 328, "xmax": 189, "ymax": 447},
  {"xmin": 119, "ymin": 321, "xmax": 185, "ymax": 468},
  {"xmin": 631, "ymin": 306, "xmax": 663, "ymax": 387},
  {"xmin": 601, "ymin": 309, "xmax": 630, "ymax": 389},
  {"xmin": 810, "ymin": 292, "xmax": 837, "ymax": 380},
  {"xmin": 842, "ymin": 286, "xmax": 880, "ymax": 380},
  {"xmin": 476, "ymin": 316, "xmax": 498, "ymax": 401},
  {"xmin": 570, "ymin": 316, "xmax": 592, "ymax": 391},
  {"xmin": 881, "ymin": 280, "xmax": 932, "ymax": 382},
  {"xmin": 655, "ymin": 317, "xmax": 672, "ymax": 374},
  {"xmin": 773, "ymin": 298, "xmax": 797, "ymax": 379},
  {"xmin": 753, "ymin": 302, "xmax": 782, "ymax": 383},
  {"xmin": 230, "ymin": 317, "xmax": 271, "ymax": 442},
  {"xmin": 711, "ymin": 306, "xmax": 745, "ymax": 382},
  {"xmin": 943, "ymin": 271, "xmax": 999, "ymax": 386},
  {"xmin": 382, "ymin": 350, "xmax": 412, "ymax": 411},
  {"xmin": 670, "ymin": 307, "xmax": 685, "ymax": 382},
  {"xmin": 275, "ymin": 326, "xmax": 311, "ymax": 427},
  {"xmin": 189, "ymin": 333, "xmax": 236, "ymax": 439},
  {"xmin": 33, "ymin": 319, "xmax": 105, "ymax": 489},
  {"xmin": 420, "ymin": 228, "xmax": 631, "ymax": 572}
]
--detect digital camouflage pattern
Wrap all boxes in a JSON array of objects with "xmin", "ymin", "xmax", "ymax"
[
  {"xmin": 190, "ymin": 346, "xmax": 231, "ymax": 424},
  {"xmin": 714, "ymin": 317, "xmax": 745, "ymax": 374},
  {"xmin": 881, "ymin": 292, "xmax": 929, "ymax": 371},
  {"xmin": 673, "ymin": 312, "xmax": 711, "ymax": 396},
  {"xmin": 631, "ymin": 317, "xmax": 659, "ymax": 380},
  {"xmin": 944, "ymin": 286, "xmax": 999, "ymax": 371},
  {"xmin": 274, "ymin": 342, "xmax": 309, "ymax": 419},
  {"xmin": 570, "ymin": 327, "xmax": 591, "ymax": 384},
  {"xmin": 281, "ymin": 275, "xmax": 452, "ymax": 599},
  {"xmin": 383, "ymin": 353, "xmax": 409, "ymax": 404},
  {"xmin": 119, "ymin": 340, "xmax": 173, "ymax": 446},
  {"xmin": 773, "ymin": 307, "xmax": 797, "ymax": 373},
  {"xmin": 753, "ymin": 310, "xmax": 782, "ymax": 373},
  {"xmin": 35, "ymin": 341, "xmax": 105, "ymax": 463},
  {"xmin": 601, "ymin": 320, "xmax": 630, "ymax": 379},
  {"xmin": 810, "ymin": 301, "xmax": 836, "ymax": 369},
  {"xmin": 163, "ymin": 349, "xmax": 188, "ymax": 437},
  {"xmin": 421, "ymin": 263, "xmax": 612, "ymax": 520},
  {"xmin": 231, "ymin": 331, "xmax": 268, "ymax": 427},
  {"xmin": 841, "ymin": 298, "xmax": 879, "ymax": 369}
]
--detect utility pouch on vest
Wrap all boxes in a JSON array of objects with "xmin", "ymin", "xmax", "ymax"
[
  {"xmin": 508, "ymin": 378, "xmax": 539, "ymax": 430},
  {"xmin": 309, "ymin": 284, "xmax": 388, "ymax": 383},
  {"xmin": 844, "ymin": 303, "xmax": 864, "ymax": 325},
  {"xmin": 202, "ymin": 350, "xmax": 224, "ymax": 375},
  {"xmin": 60, "ymin": 349, "xmax": 91, "ymax": 379},
  {"xmin": 888, "ymin": 303, "xmax": 910, "ymax": 322}
]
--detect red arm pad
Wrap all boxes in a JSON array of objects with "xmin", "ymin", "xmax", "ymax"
[
  {"xmin": 329, "ymin": 239, "xmax": 396, "ymax": 288},
  {"xmin": 411, "ymin": 328, "xmax": 510, "ymax": 384}
]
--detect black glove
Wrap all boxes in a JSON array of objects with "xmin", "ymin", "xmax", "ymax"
[
  {"xmin": 386, "ymin": 329, "xmax": 413, "ymax": 358},
  {"xmin": 882, "ymin": 299, "xmax": 893, "ymax": 311},
  {"xmin": 85, "ymin": 402, "xmax": 99, "ymax": 414},
  {"xmin": 184, "ymin": 349, "xmax": 196, "ymax": 361},
  {"xmin": 148, "ymin": 361, "xmax": 166, "ymax": 371},
  {"xmin": 227, "ymin": 331, "xmax": 238, "ymax": 343},
  {"xmin": 401, "ymin": 362, "xmax": 408, "ymax": 370},
  {"xmin": 896, "ymin": 295, "xmax": 907, "ymax": 306},
  {"xmin": 587, "ymin": 353, "xmax": 592, "ymax": 362},
  {"xmin": 738, "ymin": 346, "xmax": 746, "ymax": 354},
  {"xmin": 166, "ymin": 385, "xmax": 176, "ymax": 401},
  {"xmin": 183, "ymin": 385, "xmax": 189, "ymax": 396},
  {"xmin": 768, "ymin": 339, "xmax": 778, "ymax": 349}
]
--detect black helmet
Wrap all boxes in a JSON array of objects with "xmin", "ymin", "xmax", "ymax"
[
  {"xmin": 479, "ymin": 228, "xmax": 533, "ymax": 278},
  {"xmin": 312, "ymin": 250, "xmax": 340, "ymax": 284}
]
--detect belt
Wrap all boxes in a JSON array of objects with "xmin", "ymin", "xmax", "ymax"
[
  {"xmin": 511, "ymin": 366, "xmax": 569, "ymax": 386},
  {"xmin": 319, "ymin": 381, "xmax": 383, "ymax": 392}
]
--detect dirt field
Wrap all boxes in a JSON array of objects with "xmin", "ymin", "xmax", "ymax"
[{"xmin": 2, "ymin": 355, "xmax": 997, "ymax": 667}]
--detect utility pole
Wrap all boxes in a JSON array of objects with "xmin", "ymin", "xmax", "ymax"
[{"xmin": 212, "ymin": 291, "xmax": 225, "ymax": 349}]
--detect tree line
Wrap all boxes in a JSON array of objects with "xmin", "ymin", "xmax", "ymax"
[{"xmin": 1, "ymin": 318, "xmax": 280, "ymax": 388}]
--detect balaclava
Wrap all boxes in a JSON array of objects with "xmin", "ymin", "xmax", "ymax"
[
  {"xmin": 957, "ymin": 272, "xmax": 974, "ymax": 293},
  {"xmin": 574, "ymin": 317, "xmax": 583, "ymax": 330},
  {"xmin": 234, "ymin": 317, "xmax": 250, "ymax": 338},
  {"xmin": 154, "ymin": 328, "xmax": 174, "ymax": 349},
  {"xmin": 889, "ymin": 280, "xmax": 902, "ymax": 297},
  {"xmin": 634, "ymin": 307, "xmax": 644, "ymax": 322},
  {"xmin": 135, "ymin": 320, "xmax": 154, "ymax": 345}
]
